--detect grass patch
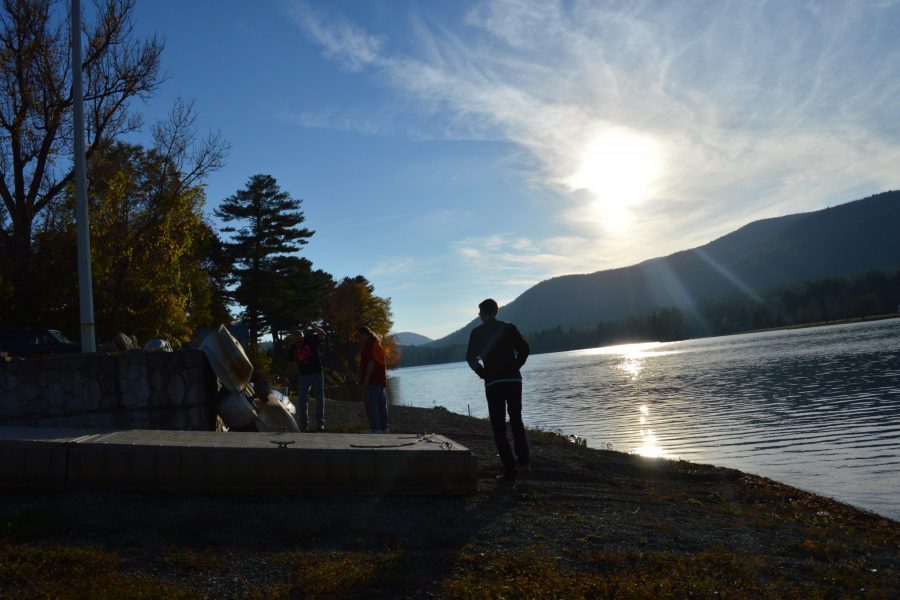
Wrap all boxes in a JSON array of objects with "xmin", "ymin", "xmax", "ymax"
[
  {"xmin": 0, "ymin": 541, "xmax": 196, "ymax": 599},
  {"xmin": 245, "ymin": 549, "xmax": 400, "ymax": 599},
  {"xmin": 440, "ymin": 547, "xmax": 896, "ymax": 599},
  {"xmin": 158, "ymin": 545, "xmax": 229, "ymax": 572},
  {"xmin": 0, "ymin": 512, "xmax": 61, "ymax": 542}
]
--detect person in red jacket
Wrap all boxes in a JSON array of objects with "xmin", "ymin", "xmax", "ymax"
[{"xmin": 358, "ymin": 325, "xmax": 389, "ymax": 433}]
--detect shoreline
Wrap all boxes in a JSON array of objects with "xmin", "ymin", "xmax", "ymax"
[
  {"xmin": 395, "ymin": 313, "xmax": 900, "ymax": 369},
  {"xmin": 1, "ymin": 401, "xmax": 897, "ymax": 598},
  {"xmin": 391, "ymin": 316, "xmax": 900, "ymax": 524},
  {"xmin": 402, "ymin": 401, "xmax": 899, "ymax": 524},
  {"xmin": 734, "ymin": 311, "xmax": 900, "ymax": 335}
]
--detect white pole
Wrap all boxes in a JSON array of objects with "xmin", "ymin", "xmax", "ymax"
[{"xmin": 71, "ymin": 0, "xmax": 96, "ymax": 353}]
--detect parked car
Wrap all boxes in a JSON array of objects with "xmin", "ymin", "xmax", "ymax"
[{"xmin": 0, "ymin": 328, "xmax": 81, "ymax": 358}]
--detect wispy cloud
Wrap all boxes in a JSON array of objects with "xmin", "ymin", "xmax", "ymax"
[
  {"xmin": 413, "ymin": 208, "xmax": 477, "ymax": 231},
  {"xmin": 287, "ymin": 0, "xmax": 900, "ymax": 271},
  {"xmin": 285, "ymin": 2, "xmax": 384, "ymax": 72},
  {"xmin": 369, "ymin": 256, "xmax": 417, "ymax": 277},
  {"xmin": 452, "ymin": 233, "xmax": 606, "ymax": 284}
]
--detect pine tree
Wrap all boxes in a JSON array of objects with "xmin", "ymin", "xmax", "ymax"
[{"xmin": 215, "ymin": 174, "xmax": 314, "ymax": 347}]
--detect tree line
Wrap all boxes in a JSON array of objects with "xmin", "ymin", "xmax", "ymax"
[
  {"xmin": 397, "ymin": 268, "xmax": 900, "ymax": 367},
  {"xmin": 0, "ymin": 0, "xmax": 393, "ymax": 386}
]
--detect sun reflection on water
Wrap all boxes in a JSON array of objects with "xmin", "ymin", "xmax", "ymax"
[
  {"xmin": 617, "ymin": 355, "xmax": 644, "ymax": 379},
  {"xmin": 577, "ymin": 342, "xmax": 678, "ymax": 459},
  {"xmin": 633, "ymin": 403, "xmax": 669, "ymax": 458},
  {"xmin": 574, "ymin": 341, "xmax": 662, "ymax": 356}
]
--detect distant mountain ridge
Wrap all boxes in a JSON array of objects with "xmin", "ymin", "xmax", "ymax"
[
  {"xmin": 429, "ymin": 191, "xmax": 900, "ymax": 348},
  {"xmin": 392, "ymin": 332, "xmax": 433, "ymax": 346}
]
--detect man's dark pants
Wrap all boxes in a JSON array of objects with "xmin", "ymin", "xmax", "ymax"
[{"xmin": 486, "ymin": 381, "xmax": 530, "ymax": 476}]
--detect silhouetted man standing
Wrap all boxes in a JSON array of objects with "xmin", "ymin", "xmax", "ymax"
[{"xmin": 466, "ymin": 298, "xmax": 531, "ymax": 482}]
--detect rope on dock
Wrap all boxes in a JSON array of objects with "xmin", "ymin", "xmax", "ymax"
[{"xmin": 350, "ymin": 432, "xmax": 452, "ymax": 449}]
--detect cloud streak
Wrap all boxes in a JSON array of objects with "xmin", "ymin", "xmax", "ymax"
[
  {"xmin": 285, "ymin": 2, "xmax": 384, "ymax": 72},
  {"xmin": 287, "ymin": 0, "xmax": 900, "ymax": 288}
]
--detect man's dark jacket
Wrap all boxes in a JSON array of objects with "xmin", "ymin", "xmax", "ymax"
[{"xmin": 466, "ymin": 318, "xmax": 530, "ymax": 384}]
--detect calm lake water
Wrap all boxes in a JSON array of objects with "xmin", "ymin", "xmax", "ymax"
[{"xmin": 389, "ymin": 318, "xmax": 900, "ymax": 521}]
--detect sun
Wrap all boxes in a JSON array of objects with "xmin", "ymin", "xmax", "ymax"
[{"xmin": 566, "ymin": 127, "xmax": 663, "ymax": 228}]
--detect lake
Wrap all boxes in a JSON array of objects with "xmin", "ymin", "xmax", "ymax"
[{"xmin": 389, "ymin": 318, "xmax": 900, "ymax": 521}]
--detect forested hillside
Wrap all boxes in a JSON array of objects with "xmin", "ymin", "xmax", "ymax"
[{"xmin": 425, "ymin": 191, "xmax": 900, "ymax": 351}]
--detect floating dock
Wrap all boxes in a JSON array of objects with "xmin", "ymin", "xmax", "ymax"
[{"xmin": 0, "ymin": 427, "xmax": 477, "ymax": 495}]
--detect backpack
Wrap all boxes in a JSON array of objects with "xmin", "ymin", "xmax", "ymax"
[{"xmin": 295, "ymin": 344, "xmax": 312, "ymax": 365}]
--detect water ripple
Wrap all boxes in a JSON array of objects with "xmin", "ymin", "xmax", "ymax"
[{"xmin": 391, "ymin": 319, "xmax": 900, "ymax": 520}]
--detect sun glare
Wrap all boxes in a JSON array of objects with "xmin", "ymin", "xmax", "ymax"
[{"xmin": 566, "ymin": 127, "xmax": 663, "ymax": 228}]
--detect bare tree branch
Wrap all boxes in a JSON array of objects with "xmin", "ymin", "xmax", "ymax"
[{"xmin": 0, "ymin": 0, "xmax": 163, "ymax": 323}]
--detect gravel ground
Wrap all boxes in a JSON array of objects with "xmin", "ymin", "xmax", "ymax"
[{"xmin": 1, "ymin": 399, "xmax": 898, "ymax": 598}]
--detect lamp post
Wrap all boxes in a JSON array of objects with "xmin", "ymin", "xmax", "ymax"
[{"xmin": 71, "ymin": 0, "xmax": 96, "ymax": 352}]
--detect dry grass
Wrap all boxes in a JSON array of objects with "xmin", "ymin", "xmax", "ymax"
[{"xmin": 1, "ymin": 400, "xmax": 897, "ymax": 598}]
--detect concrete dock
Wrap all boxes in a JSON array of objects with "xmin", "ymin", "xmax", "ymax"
[{"xmin": 0, "ymin": 427, "xmax": 478, "ymax": 495}]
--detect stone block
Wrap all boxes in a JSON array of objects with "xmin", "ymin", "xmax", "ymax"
[
  {"xmin": 100, "ymin": 377, "xmax": 117, "ymax": 395},
  {"xmin": 92, "ymin": 413, "xmax": 117, "ymax": 430},
  {"xmin": 131, "ymin": 410, "xmax": 151, "ymax": 429},
  {"xmin": 149, "ymin": 370, "xmax": 164, "ymax": 394},
  {"xmin": 14, "ymin": 363, "xmax": 36, "ymax": 386},
  {"xmin": 112, "ymin": 410, "xmax": 132, "ymax": 430},
  {"xmin": 20, "ymin": 380, "xmax": 40, "ymax": 401},
  {"xmin": 59, "ymin": 384, "xmax": 83, "ymax": 413},
  {"xmin": 38, "ymin": 367, "xmax": 61, "ymax": 388},
  {"xmin": 188, "ymin": 406, "xmax": 213, "ymax": 431},
  {"xmin": 124, "ymin": 364, "xmax": 143, "ymax": 383},
  {"xmin": 183, "ymin": 383, "xmax": 202, "ymax": 407},
  {"xmin": 70, "ymin": 414, "xmax": 92, "ymax": 428},
  {"xmin": 2, "ymin": 392, "xmax": 24, "ymax": 418},
  {"xmin": 183, "ymin": 366, "xmax": 202, "ymax": 386},
  {"xmin": 1, "ymin": 371, "xmax": 16, "ymax": 393},
  {"xmin": 99, "ymin": 356, "xmax": 116, "ymax": 377},
  {"xmin": 167, "ymin": 374, "xmax": 186, "ymax": 405},
  {"xmin": 23, "ymin": 389, "xmax": 48, "ymax": 415},
  {"xmin": 183, "ymin": 351, "xmax": 204, "ymax": 368},
  {"xmin": 85, "ymin": 386, "xmax": 103, "ymax": 411},
  {"xmin": 58, "ymin": 355, "xmax": 84, "ymax": 370},
  {"xmin": 84, "ymin": 379, "xmax": 102, "ymax": 410},
  {"xmin": 167, "ymin": 352, "xmax": 185, "ymax": 371},
  {"xmin": 45, "ymin": 385, "xmax": 63, "ymax": 412},
  {"xmin": 62, "ymin": 372, "xmax": 80, "ymax": 396},
  {"xmin": 98, "ymin": 386, "xmax": 119, "ymax": 410},
  {"xmin": 144, "ymin": 408, "xmax": 169, "ymax": 429},
  {"xmin": 121, "ymin": 378, "xmax": 149, "ymax": 408}
]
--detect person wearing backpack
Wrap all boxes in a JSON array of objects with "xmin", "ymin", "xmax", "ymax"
[{"xmin": 289, "ymin": 322, "xmax": 327, "ymax": 431}]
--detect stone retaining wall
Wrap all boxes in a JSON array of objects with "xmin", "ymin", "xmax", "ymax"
[{"xmin": 0, "ymin": 350, "xmax": 217, "ymax": 430}]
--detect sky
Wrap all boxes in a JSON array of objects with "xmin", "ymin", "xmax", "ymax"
[{"xmin": 121, "ymin": 0, "xmax": 900, "ymax": 339}]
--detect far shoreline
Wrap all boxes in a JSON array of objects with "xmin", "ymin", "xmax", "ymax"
[{"xmin": 394, "ymin": 312, "xmax": 900, "ymax": 369}]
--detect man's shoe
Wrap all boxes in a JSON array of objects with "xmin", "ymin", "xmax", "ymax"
[
  {"xmin": 496, "ymin": 471, "xmax": 516, "ymax": 483},
  {"xmin": 316, "ymin": 425, "xmax": 325, "ymax": 432}
]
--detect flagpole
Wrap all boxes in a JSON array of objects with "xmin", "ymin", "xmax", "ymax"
[{"xmin": 71, "ymin": 0, "xmax": 96, "ymax": 352}]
